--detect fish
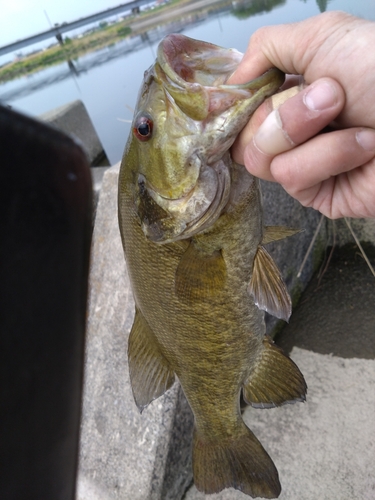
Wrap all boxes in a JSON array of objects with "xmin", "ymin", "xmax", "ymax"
[{"xmin": 118, "ymin": 34, "xmax": 307, "ymax": 499}]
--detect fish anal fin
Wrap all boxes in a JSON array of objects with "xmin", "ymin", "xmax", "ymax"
[
  {"xmin": 248, "ymin": 245, "xmax": 291, "ymax": 321},
  {"xmin": 262, "ymin": 226, "xmax": 302, "ymax": 245},
  {"xmin": 193, "ymin": 424, "xmax": 281, "ymax": 498},
  {"xmin": 243, "ymin": 335, "xmax": 307, "ymax": 408},
  {"xmin": 175, "ymin": 241, "xmax": 226, "ymax": 303},
  {"xmin": 128, "ymin": 309, "xmax": 175, "ymax": 413}
]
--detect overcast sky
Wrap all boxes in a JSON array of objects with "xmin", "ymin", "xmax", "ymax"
[{"xmin": 1, "ymin": 0, "xmax": 123, "ymax": 46}]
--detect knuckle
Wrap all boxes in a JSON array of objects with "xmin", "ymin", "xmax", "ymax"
[
  {"xmin": 248, "ymin": 27, "xmax": 268, "ymax": 47},
  {"xmin": 271, "ymin": 154, "xmax": 296, "ymax": 188}
]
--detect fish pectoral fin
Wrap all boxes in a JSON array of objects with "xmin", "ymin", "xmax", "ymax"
[
  {"xmin": 128, "ymin": 308, "xmax": 175, "ymax": 413},
  {"xmin": 243, "ymin": 335, "xmax": 307, "ymax": 408},
  {"xmin": 262, "ymin": 225, "xmax": 302, "ymax": 245},
  {"xmin": 175, "ymin": 241, "xmax": 226, "ymax": 303},
  {"xmin": 193, "ymin": 424, "xmax": 281, "ymax": 498},
  {"xmin": 248, "ymin": 245, "xmax": 291, "ymax": 321}
]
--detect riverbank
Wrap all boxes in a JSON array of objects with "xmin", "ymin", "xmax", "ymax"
[
  {"xmin": 0, "ymin": 0, "xmax": 190, "ymax": 83},
  {"xmin": 0, "ymin": 24, "xmax": 132, "ymax": 83},
  {"xmin": 0, "ymin": 0, "xmax": 225, "ymax": 83}
]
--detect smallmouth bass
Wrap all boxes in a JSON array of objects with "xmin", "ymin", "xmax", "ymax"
[{"xmin": 118, "ymin": 34, "xmax": 307, "ymax": 498}]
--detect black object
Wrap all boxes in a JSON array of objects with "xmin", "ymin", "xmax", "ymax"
[{"xmin": 0, "ymin": 106, "xmax": 92, "ymax": 499}]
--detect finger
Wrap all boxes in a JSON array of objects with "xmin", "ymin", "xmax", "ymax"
[
  {"xmin": 270, "ymin": 127, "xmax": 375, "ymax": 214},
  {"xmin": 228, "ymin": 23, "xmax": 298, "ymax": 84},
  {"xmin": 232, "ymin": 78, "xmax": 345, "ymax": 180},
  {"xmin": 258, "ymin": 79, "xmax": 342, "ymax": 154},
  {"xmin": 227, "ymin": 12, "xmax": 355, "ymax": 84},
  {"xmin": 232, "ymin": 86, "xmax": 303, "ymax": 165}
]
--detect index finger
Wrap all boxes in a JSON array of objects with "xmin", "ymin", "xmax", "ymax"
[{"xmin": 227, "ymin": 11, "xmax": 354, "ymax": 84}]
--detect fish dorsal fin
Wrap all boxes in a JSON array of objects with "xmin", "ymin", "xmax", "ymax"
[
  {"xmin": 175, "ymin": 240, "xmax": 226, "ymax": 303},
  {"xmin": 262, "ymin": 225, "xmax": 301, "ymax": 245},
  {"xmin": 243, "ymin": 335, "xmax": 307, "ymax": 408},
  {"xmin": 248, "ymin": 245, "xmax": 291, "ymax": 321},
  {"xmin": 128, "ymin": 308, "xmax": 175, "ymax": 413}
]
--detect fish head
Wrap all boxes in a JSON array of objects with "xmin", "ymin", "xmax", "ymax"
[{"xmin": 127, "ymin": 34, "xmax": 284, "ymax": 243}]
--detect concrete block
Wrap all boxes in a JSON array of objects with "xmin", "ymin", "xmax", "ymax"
[
  {"xmin": 330, "ymin": 216, "xmax": 375, "ymax": 247},
  {"xmin": 78, "ymin": 165, "xmax": 326, "ymax": 499},
  {"xmin": 90, "ymin": 166, "xmax": 111, "ymax": 218},
  {"xmin": 40, "ymin": 100, "xmax": 109, "ymax": 167}
]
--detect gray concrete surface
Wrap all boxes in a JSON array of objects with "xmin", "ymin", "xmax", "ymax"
[
  {"xmin": 77, "ymin": 162, "xmax": 363, "ymax": 500},
  {"xmin": 332, "ymin": 216, "xmax": 375, "ymax": 247},
  {"xmin": 91, "ymin": 166, "xmax": 111, "ymax": 217},
  {"xmin": 40, "ymin": 99, "xmax": 109, "ymax": 167}
]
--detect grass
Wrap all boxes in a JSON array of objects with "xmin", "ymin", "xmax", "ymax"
[{"xmin": 0, "ymin": 23, "xmax": 133, "ymax": 83}]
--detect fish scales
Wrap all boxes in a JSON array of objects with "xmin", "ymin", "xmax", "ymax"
[{"xmin": 118, "ymin": 34, "xmax": 307, "ymax": 498}]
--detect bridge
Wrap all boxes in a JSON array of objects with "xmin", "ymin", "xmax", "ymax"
[{"xmin": 0, "ymin": 0, "xmax": 154, "ymax": 56}]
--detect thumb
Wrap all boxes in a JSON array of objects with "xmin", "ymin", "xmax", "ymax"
[{"xmin": 231, "ymin": 86, "xmax": 301, "ymax": 167}]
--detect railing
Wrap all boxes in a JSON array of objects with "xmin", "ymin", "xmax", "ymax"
[{"xmin": 0, "ymin": 0, "xmax": 152, "ymax": 56}]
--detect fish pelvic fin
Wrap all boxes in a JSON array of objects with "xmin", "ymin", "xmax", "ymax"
[
  {"xmin": 248, "ymin": 245, "xmax": 291, "ymax": 321},
  {"xmin": 243, "ymin": 335, "xmax": 307, "ymax": 408},
  {"xmin": 193, "ymin": 424, "xmax": 281, "ymax": 499},
  {"xmin": 128, "ymin": 308, "xmax": 175, "ymax": 413},
  {"xmin": 262, "ymin": 225, "xmax": 302, "ymax": 245},
  {"xmin": 175, "ymin": 240, "xmax": 226, "ymax": 303}
]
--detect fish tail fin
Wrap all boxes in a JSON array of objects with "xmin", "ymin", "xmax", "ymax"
[{"xmin": 192, "ymin": 425, "xmax": 281, "ymax": 499}]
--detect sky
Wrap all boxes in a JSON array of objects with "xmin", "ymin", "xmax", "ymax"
[{"xmin": 1, "ymin": 0, "xmax": 124, "ymax": 46}]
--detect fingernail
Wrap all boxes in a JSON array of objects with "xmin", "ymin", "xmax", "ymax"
[
  {"xmin": 253, "ymin": 109, "xmax": 294, "ymax": 156},
  {"xmin": 356, "ymin": 128, "xmax": 375, "ymax": 151},
  {"xmin": 304, "ymin": 81, "xmax": 337, "ymax": 111}
]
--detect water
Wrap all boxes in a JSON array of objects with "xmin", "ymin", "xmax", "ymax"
[{"xmin": 1, "ymin": 0, "xmax": 374, "ymax": 165}]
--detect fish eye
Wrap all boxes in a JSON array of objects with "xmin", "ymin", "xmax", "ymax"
[{"xmin": 133, "ymin": 113, "xmax": 153, "ymax": 142}]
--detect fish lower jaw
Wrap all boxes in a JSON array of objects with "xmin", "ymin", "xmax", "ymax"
[{"xmin": 137, "ymin": 161, "xmax": 231, "ymax": 243}]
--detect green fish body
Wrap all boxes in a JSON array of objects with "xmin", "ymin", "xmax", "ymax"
[{"xmin": 118, "ymin": 34, "xmax": 306, "ymax": 499}]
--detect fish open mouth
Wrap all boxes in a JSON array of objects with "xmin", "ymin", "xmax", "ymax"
[{"xmin": 157, "ymin": 34, "xmax": 284, "ymax": 121}]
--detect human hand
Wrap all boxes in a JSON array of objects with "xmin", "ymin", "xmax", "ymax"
[{"xmin": 229, "ymin": 11, "xmax": 375, "ymax": 219}]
